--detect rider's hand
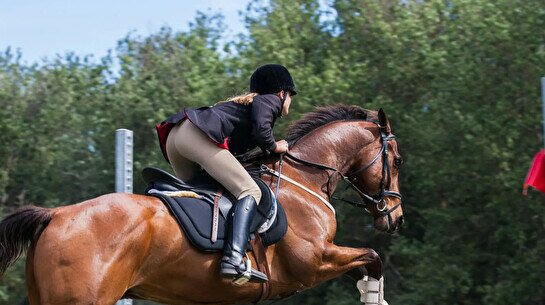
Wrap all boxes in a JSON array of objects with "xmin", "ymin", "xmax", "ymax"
[{"xmin": 274, "ymin": 140, "xmax": 289, "ymax": 153}]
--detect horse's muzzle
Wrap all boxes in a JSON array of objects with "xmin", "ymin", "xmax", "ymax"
[
  {"xmin": 374, "ymin": 214, "xmax": 403, "ymax": 233},
  {"xmin": 390, "ymin": 215, "xmax": 404, "ymax": 233}
]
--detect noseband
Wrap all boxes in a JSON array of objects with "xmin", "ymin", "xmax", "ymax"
[{"xmin": 285, "ymin": 126, "xmax": 402, "ymax": 218}]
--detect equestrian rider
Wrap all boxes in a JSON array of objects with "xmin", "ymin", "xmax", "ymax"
[{"xmin": 155, "ymin": 64, "xmax": 296, "ymax": 282}]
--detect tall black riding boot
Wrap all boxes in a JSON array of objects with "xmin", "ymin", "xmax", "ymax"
[{"xmin": 220, "ymin": 195, "xmax": 268, "ymax": 284}]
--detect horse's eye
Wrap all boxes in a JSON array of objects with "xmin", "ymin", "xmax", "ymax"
[{"xmin": 394, "ymin": 158, "xmax": 403, "ymax": 167}]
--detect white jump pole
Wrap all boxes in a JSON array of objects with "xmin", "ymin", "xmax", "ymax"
[{"xmin": 115, "ymin": 129, "xmax": 133, "ymax": 305}]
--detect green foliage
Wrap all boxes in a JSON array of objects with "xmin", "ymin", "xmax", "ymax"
[{"xmin": 1, "ymin": 0, "xmax": 544, "ymax": 304}]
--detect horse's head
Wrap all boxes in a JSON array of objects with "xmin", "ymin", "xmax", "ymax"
[
  {"xmin": 348, "ymin": 109, "xmax": 404, "ymax": 233},
  {"xmin": 284, "ymin": 105, "xmax": 404, "ymax": 233}
]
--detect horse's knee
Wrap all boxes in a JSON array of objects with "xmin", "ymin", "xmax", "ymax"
[{"xmin": 362, "ymin": 248, "xmax": 379, "ymax": 263}]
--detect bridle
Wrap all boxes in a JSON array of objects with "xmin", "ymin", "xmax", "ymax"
[{"xmin": 283, "ymin": 124, "xmax": 402, "ymax": 218}]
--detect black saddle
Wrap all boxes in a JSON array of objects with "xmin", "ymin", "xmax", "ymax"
[{"xmin": 142, "ymin": 167, "xmax": 288, "ymax": 252}]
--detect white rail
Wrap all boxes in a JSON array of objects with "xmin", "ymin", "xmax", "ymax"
[{"xmin": 115, "ymin": 128, "xmax": 133, "ymax": 305}]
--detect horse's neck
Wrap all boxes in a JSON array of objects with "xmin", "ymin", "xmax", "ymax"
[
  {"xmin": 287, "ymin": 121, "xmax": 377, "ymax": 196},
  {"xmin": 272, "ymin": 121, "xmax": 376, "ymax": 243}
]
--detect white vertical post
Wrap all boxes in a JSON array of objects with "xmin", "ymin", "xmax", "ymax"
[
  {"xmin": 115, "ymin": 129, "xmax": 133, "ymax": 194},
  {"xmin": 541, "ymin": 77, "xmax": 545, "ymax": 149},
  {"xmin": 115, "ymin": 129, "xmax": 133, "ymax": 305}
]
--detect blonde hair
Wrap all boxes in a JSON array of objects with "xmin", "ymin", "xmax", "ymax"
[{"xmin": 217, "ymin": 92, "xmax": 258, "ymax": 106}]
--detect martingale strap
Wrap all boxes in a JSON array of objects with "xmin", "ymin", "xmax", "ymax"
[{"xmin": 260, "ymin": 165, "xmax": 336, "ymax": 215}]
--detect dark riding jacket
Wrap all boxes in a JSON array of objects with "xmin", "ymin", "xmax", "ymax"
[{"xmin": 156, "ymin": 94, "xmax": 283, "ymax": 161}]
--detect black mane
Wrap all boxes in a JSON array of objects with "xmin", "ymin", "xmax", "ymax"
[{"xmin": 286, "ymin": 104, "xmax": 378, "ymax": 146}]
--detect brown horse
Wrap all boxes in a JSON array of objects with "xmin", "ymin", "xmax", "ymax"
[{"xmin": 0, "ymin": 105, "xmax": 403, "ymax": 305}]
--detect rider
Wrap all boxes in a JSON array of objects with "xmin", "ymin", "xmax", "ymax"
[{"xmin": 155, "ymin": 64, "xmax": 296, "ymax": 282}]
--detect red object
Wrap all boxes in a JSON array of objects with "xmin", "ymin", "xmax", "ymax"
[
  {"xmin": 156, "ymin": 118, "xmax": 229, "ymax": 163},
  {"xmin": 156, "ymin": 121, "xmax": 175, "ymax": 162},
  {"xmin": 216, "ymin": 138, "xmax": 229, "ymax": 150},
  {"xmin": 523, "ymin": 149, "xmax": 545, "ymax": 195}
]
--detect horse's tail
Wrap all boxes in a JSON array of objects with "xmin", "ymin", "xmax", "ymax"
[{"xmin": 0, "ymin": 206, "xmax": 52, "ymax": 275}]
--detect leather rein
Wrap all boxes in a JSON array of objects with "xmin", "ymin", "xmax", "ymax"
[{"xmin": 283, "ymin": 126, "xmax": 402, "ymax": 218}]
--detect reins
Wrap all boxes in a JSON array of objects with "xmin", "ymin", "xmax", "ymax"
[{"xmin": 274, "ymin": 154, "xmax": 283, "ymax": 200}]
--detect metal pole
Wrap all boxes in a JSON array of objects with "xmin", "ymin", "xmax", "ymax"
[
  {"xmin": 115, "ymin": 129, "xmax": 133, "ymax": 305},
  {"xmin": 542, "ymin": 77, "xmax": 545, "ymax": 149}
]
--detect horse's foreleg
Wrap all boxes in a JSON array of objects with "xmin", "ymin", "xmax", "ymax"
[
  {"xmin": 318, "ymin": 244, "xmax": 386, "ymax": 305},
  {"xmin": 345, "ymin": 260, "xmax": 382, "ymax": 281},
  {"xmin": 319, "ymin": 244, "xmax": 381, "ymax": 280}
]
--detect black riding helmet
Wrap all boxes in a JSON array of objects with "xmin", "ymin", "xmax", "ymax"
[{"xmin": 249, "ymin": 64, "xmax": 297, "ymax": 96}]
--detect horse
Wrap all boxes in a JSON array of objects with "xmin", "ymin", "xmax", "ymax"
[{"xmin": 0, "ymin": 105, "xmax": 404, "ymax": 305}]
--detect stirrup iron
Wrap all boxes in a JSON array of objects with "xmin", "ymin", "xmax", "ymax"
[{"xmin": 232, "ymin": 254, "xmax": 252, "ymax": 286}]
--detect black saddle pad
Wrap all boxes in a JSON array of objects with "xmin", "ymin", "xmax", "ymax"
[{"xmin": 142, "ymin": 167, "xmax": 288, "ymax": 252}]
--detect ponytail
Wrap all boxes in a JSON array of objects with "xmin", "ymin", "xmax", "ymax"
[{"xmin": 217, "ymin": 92, "xmax": 258, "ymax": 106}]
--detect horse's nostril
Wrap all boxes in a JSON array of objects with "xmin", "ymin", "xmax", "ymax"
[{"xmin": 398, "ymin": 216, "xmax": 404, "ymax": 227}]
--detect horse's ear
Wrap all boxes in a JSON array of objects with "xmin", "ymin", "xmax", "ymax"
[{"xmin": 378, "ymin": 108, "xmax": 391, "ymax": 133}]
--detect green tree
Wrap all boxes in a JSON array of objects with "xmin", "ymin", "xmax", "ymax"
[{"xmin": 1, "ymin": 0, "xmax": 545, "ymax": 304}]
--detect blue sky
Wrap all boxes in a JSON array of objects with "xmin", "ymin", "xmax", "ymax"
[{"xmin": 0, "ymin": 0, "xmax": 249, "ymax": 64}]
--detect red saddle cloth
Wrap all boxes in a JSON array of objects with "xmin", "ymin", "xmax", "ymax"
[{"xmin": 523, "ymin": 149, "xmax": 545, "ymax": 195}]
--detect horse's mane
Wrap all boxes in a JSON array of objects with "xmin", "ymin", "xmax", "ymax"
[
  {"xmin": 286, "ymin": 104, "xmax": 378, "ymax": 146},
  {"xmin": 238, "ymin": 104, "xmax": 378, "ymax": 164}
]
